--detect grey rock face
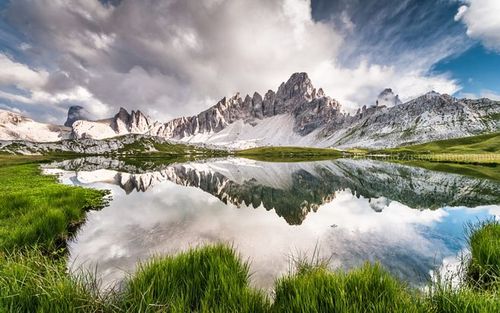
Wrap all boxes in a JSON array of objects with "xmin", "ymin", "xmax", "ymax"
[
  {"xmin": 111, "ymin": 108, "xmax": 154, "ymax": 134},
  {"xmin": 376, "ymin": 88, "xmax": 402, "ymax": 107},
  {"xmin": 65, "ymin": 106, "xmax": 89, "ymax": 127},
  {"xmin": 156, "ymin": 72, "xmax": 341, "ymax": 138},
  {"xmin": 322, "ymin": 93, "xmax": 500, "ymax": 148}
]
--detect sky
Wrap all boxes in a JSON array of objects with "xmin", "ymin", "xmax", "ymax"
[{"xmin": 0, "ymin": 0, "xmax": 499, "ymax": 124}]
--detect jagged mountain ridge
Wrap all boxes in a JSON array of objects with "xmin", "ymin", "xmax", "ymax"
[
  {"xmin": 0, "ymin": 72, "xmax": 498, "ymax": 148},
  {"xmin": 71, "ymin": 107, "xmax": 160, "ymax": 140},
  {"xmin": 151, "ymin": 73, "xmax": 498, "ymax": 148},
  {"xmin": 153, "ymin": 73, "xmax": 342, "ymax": 139}
]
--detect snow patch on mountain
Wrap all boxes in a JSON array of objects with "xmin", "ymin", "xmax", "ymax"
[
  {"xmin": 179, "ymin": 114, "xmax": 320, "ymax": 149},
  {"xmin": 71, "ymin": 108, "xmax": 159, "ymax": 140},
  {"xmin": 0, "ymin": 109, "xmax": 70, "ymax": 142}
]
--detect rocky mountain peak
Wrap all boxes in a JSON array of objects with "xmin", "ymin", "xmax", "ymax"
[
  {"xmin": 376, "ymin": 88, "xmax": 402, "ymax": 107},
  {"xmin": 109, "ymin": 107, "xmax": 153, "ymax": 134},
  {"xmin": 115, "ymin": 107, "xmax": 130, "ymax": 121},
  {"xmin": 409, "ymin": 91, "xmax": 456, "ymax": 105},
  {"xmin": 426, "ymin": 90, "xmax": 440, "ymax": 96},
  {"xmin": 277, "ymin": 72, "xmax": 315, "ymax": 102},
  {"xmin": 65, "ymin": 105, "xmax": 89, "ymax": 127}
]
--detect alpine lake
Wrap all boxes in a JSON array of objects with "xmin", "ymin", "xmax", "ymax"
[{"xmin": 43, "ymin": 156, "xmax": 500, "ymax": 291}]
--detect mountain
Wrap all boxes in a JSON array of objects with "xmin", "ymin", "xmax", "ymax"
[
  {"xmin": 160, "ymin": 75, "xmax": 498, "ymax": 148},
  {"xmin": 64, "ymin": 105, "xmax": 90, "ymax": 127},
  {"xmin": 71, "ymin": 108, "xmax": 160, "ymax": 140},
  {"xmin": 319, "ymin": 92, "xmax": 499, "ymax": 148},
  {"xmin": 0, "ymin": 72, "xmax": 499, "ymax": 148},
  {"xmin": 0, "ymin": 109, "xmax": 70, "ymax": 142},
  {"xmin": 376, "ymin": 88, "xmax": 402, "ymax": 107}
]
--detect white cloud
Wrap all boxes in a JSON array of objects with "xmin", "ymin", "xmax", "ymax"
[
  {"xmin": 455, "ymin": 0, "xmax": 500, "ymax": 51},
  {"xmin": 0, "ymin": 52, "xmax": 110, "ymax": 120},
  {"xmin": 312, "ymin": 60, "xmax": 459, "ymax": 109},
  {"xmin": 460, "ymin": 89, "xmax": 500, "ymax": 100},
  {"xmin": 2, "ymin": 0, "xmax": 463, "ymax": 122},
  {"xmin": 0, "ymin": 54, "xmax": 48, "ymax": 90},
  {"xmin": 479, "ymin": 90, "xmax": 500, "ymax": 100}
]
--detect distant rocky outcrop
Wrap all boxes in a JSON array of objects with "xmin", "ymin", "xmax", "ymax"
[
  {"xmin": 64, "ymin": 106, "xmax": 90, "ymax": 127},
  {"xmin": 70, "ymin": 108, "xmax": 158, "ymax": 140},
  {"xmin": 321, "ymin": 92, "xmax": 499, "ymax": 148},
  {"xmin": 376, "ymin": 88, "xmax": 402, "ymax": 107}
]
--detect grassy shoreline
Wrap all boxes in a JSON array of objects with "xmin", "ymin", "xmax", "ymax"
[
  {"xmin": 235, "ymin": 146, "xmax": 344, "ymax": 162},
  {"xmin": 368, "ymin": 132, "xmax": 500, "ymax": 165},
  {"xmin": 0, "ymin": 156, "xmax": 499, "ymax": 312}
]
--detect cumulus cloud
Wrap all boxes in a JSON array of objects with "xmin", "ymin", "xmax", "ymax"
[
  {"xmin": 1, "ymin": 0, "xmax": 464, "ymax": 122},
  {"xmin": 455, "ymin": 0, "xmax": 500, "ymax": 51},
  {"xmin": 0, "ymin": 54, "xmax": 48, "ymax": 90}
]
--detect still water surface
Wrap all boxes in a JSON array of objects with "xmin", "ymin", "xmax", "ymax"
[{"xmin": 45, "ymin": 157, "xmax": 500, "ymax": 290}]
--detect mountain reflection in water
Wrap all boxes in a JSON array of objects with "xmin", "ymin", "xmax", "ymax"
[{"xmin": 46, "ymin": 157, "xmax": 500, "ymax": 290}]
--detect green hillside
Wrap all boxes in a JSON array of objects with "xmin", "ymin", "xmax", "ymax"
[{"xmin": 380, "ymin": 132, "xmax": 500, "ymax": 154}]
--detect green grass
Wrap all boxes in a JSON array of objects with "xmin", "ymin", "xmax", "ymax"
[
  {"xmin": 386, "ymin": 133, "xmax": 500, "ymax": 154},
  {"xmin": 0, "ymin": 248, "xmax": 115, "ymax": 313},
  {"xmin": 380, "ymin": 132, "xmax": 500, "ymax": 155},
  {"xmin": 2, "ymin": 242, "xmax": 500, "ymax": 313},
  {"xmin": 1, "ymin": 156, "xmax": 500, "ymax": 312},
  {"xmin": 466, "ymin": 220, "xmax": 500, "ymax": 290},
  {"xmin": 367, "ymin": 132, "xmax": 500, "ymax": 165},
  {"xmin": 118, "ymin": 136, "xmax": 228, "ymax": 157},
  {"xmin": 236, "ymin": 146, "xmax": 343, "ymax": 162},
  {"xmin": 120, "ymin": 244, "xmax": 269, "ymax": 313},
  {"xmin": 427, "ymin": 285, "xmax": 500, "ymax": 313},
  {"xmin": 273, "ymin": 263, "xmax": 423, "ymax": 313},
  {"xmin": 0, "ymin": 158, "xmax": 108, "ymax": 251},
  {"xmin": 0, "ymin": 245, "xmax": 269, "ymax": 313}
]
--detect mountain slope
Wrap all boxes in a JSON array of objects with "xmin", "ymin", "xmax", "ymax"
[
  {"xmin": 71, "ymin": 108, "xmax": 160, "ymax": 140},
  {"xmin": 0, "ymin": 109, "xmax": 70, "ymax": 142},
  {"xmin": 379, "ymin": 132, "xmax": 500, "ymax": 154},
  {"xmin": 322, "ymin": 93, "xmax": 499, "ymax": 148}
]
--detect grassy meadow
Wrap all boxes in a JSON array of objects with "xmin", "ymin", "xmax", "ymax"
[
  {"xmin": 370, "ymin": 132, "xmax": 500, "ymax": 165},
  {"xmin": 236, "ymin": 146, "xmax": 343, "ymax": 162},
  {"xmin": 0, "ymin": 156, "xmax": 108, "ymax": 251},
  {"xmin": 0, "ymin": 155, "xmax": 499, "ymax": 312}
]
